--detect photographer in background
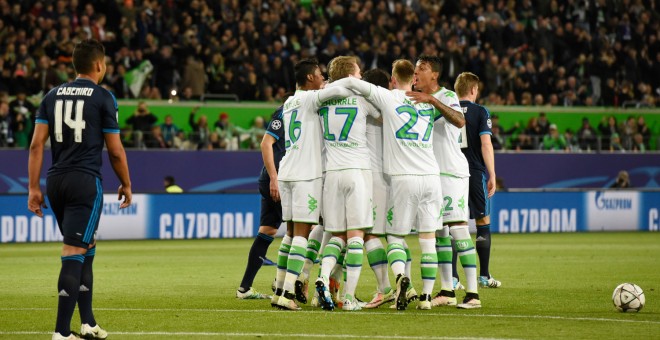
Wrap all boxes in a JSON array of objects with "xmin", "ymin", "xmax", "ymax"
[{"xmin": 610, "ymin": 170, "xmax": 631, "ymax": 188}]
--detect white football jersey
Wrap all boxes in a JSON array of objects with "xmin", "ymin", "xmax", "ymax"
[
  {"xmin": 368, "ymin": 87, "xmax": 439, "ymax": 176},
  {"xmin": 432, "ymin": 88, "xmax": 470, "ymax": 178},
  {"xmin": 320, "ymin": 95, "xmax": 379, "ymax": 171},
  {"xmin": 366, "ymin": 115, "xmax": 383, "ymax": 173}
]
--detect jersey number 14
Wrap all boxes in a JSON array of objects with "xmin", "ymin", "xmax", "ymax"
[{"xmin": 55, "ymin": 99, "xmax": 86, "ymax": 143}]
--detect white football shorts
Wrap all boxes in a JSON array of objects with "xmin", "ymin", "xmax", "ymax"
[
  {"xmin": 323, "ymin": 169, "xmax": 373, "ymax": 233},
  {"xmin": 279, "ymin": 177, "xmax": 322, "ymax": 224},
  {"xmin": 387, "ymin": 174, "xmax": 442, "ymax": 235}
]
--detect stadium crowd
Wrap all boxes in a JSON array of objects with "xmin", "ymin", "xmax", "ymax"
[{"xmin": 0, "ymin": 0, "xmax": 658, "ymax": 150}]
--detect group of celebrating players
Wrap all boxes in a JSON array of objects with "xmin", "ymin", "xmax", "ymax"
[{"xmin": 237, "ymin": 54, "xmax": 501, "ymax": 311}]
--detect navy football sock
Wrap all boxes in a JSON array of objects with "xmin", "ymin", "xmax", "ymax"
[
  {"xmin": 240, "ymin": 233, "xmax": 274, "ymax": 290},
  {"xmin": 476, "ymin": 225, "xmax": 492, "ymax": 277},
  {"xmin": 55, "ymin": 255, "xmax": 84, "ymax": 336},
  {"xmin": 78, "ymin": 247, "xmax": 96, "ymax": 326}
]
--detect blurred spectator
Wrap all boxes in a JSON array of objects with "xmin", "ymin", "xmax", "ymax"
[
  {"xmin": 542, "ymin": 124, "xmax": 568, "ymax": 151},
  {"xmin": 537, "ymin": 112, "xmax": 551, "ymax": 136},
  {"xmin": 189, "ymin": 106, "xmax": 210, "ymax": 150},
  {"xmin": 31, "ymin": 56, "xmax": 59, "ymax": 95},
  {"xmin": 620, "ymin": 116, "xmax": 638, "ymax": 150},
  {"xmin": 564, "ymin": 128, "xmax": 579, "ymax": 152},
  {"xmin": 510, "ymin": 133, "xmax": 535, "ymax": 151},
  {"xmin": 160, "ymin": 115, "xmax": 180, "ymax": 148},
  {"xmin": 609, "ymin": 133, "xmax": 626, "ymax": 152},
  {"xmin": 490, "ymin": 125, "xmax": 504, "ymax": 150},
  {"xmin": 245, "ymin": 116, "xmax": 266, "ymax": 149},
  {"xmin": 0, "ymin": 101, "xmax": 12, "ymax": 147},
  {"xmin": 214, "ymin": 112, "xmax": 238, "ymax": 150},
  {"xmin": 636, "ymin": 116, "xmax": 651, "ymax": 147},
  {"xmin": 126, "ymin": 101, "xmax": 158, "ymax": 148},
  {"xmin": 631, "ymin": 132, "xmax": 647, "ymax": 152},
  {"xmin": 577, "ymin": 118, "xmax": 598, "ymax": 151},
  {"xmin": 146, "ymin": 125, "xmax": 167, "ymax": 149},
  {"xmin": 598, "ymin": 115, "xmax": 619, "ymax": 150},
  {"xmin": 181, "ymin": 55, "xmax": 205, "ymax": 100},
  {"xmin": 610, "ymin": 170, "xmax": 631, "ymax": 188}
]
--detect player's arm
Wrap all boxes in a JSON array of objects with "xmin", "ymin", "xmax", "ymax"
[
  {"xmin": 316, "ymin": 84, "xmax": 357, "ymax": 103},
  {"xmin": 406, "ymin": 91, "xmax": 466, "ymax": 128},
  {"xmin": 27, "ymin": 123, "xmax": 49, "ymax": 217},
  {"xmin": 105, "ymin": 133, "xmax": 132, "ymax": 208},
  {"xmin": 261, "ymin": 133, "xmax": 280, "ymax": 202},
  {"xmin": 481, "ymin": 133, "xmax": 496, "ymax": 198}
]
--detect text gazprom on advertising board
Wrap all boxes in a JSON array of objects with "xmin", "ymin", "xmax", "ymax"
[{"xmin": 492, "ymin": 191, "xmax": 660, "ymax": 233}]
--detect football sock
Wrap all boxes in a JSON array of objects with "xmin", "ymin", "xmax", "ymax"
[
  {"xmin": 402, "ymin": 238, "xmax": 412, "ymax": 279},
  {"xmin": 320, "ymin": 237, "xmax": 344, "ymax": 281},
  {"xmin": 302, "ymin": 226, "xmax": 324, "ymax": 281},
  {"xmin": 451, "ymin": 237, "xmax": 459, "ymax": 279},
  {"xmin": 344, "ymin": 237, "xmax": 364, "ymax": 300},
  {"xmin": 283, "ymin": 236, "xmax": 307, "ymax": 293},
  {"xmin": 55, "ymin": 255, "xmax": 84, "ymax": 336},
  {"xmin": 451, "ymin": 225, "xmax": 478, "ymax": 293},
  {"xmin": 436, "ymin": 227, "xmax": 453, "ymax": 291},
  {"xmin": 275, "ymin": 235, "xmax": 292, "ymax": 290},
  {"xmin": 386, "ymin": 236, "xmax": 406, "ymax": 277},
  {"xmin": 78, "ymin": 247, "xmax": 96, "ymax": 326},
  {"xmin": 239, "ymin": 233, "xmax": 274, "ymax": 290},
  {"xmin": 476, "ymin": 224, "xmax": 492, "ymax": 277},
  {"xmin": 365, "ymin": 238, "xmax": 391, "ymax": 293},
  {"xmin": 419, "ymin": 238, "xmax": 438, "ymax": 296}
]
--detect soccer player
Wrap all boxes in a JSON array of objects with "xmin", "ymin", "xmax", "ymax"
[
  {"xmin": 237, "ymin": 104, "xmax": 290, "ymax": 300},
  {"xmin": 334, "ymin": 59, "xmax": 441, "ymax": 311},
  {"xmin": 28, "ymin": 39, "xmax": 132, "ymax": 340},
  {"xmin": 313, "ymin": 56, "xmax": 378, "ymax": 311},
  {"xmin": 361, "ymin": 69, "xmax": 395, "ymax": 309},
  {"xmin": 408, "ymin": 55, "xmax": 481, "ymax": 309},
  {"xmin": 455, "ymin": 72, "xmax": 501, "ymax": 289},
  {"xmin": 275, "ymin": 58, "xmax": 355, "ymax": 311}
]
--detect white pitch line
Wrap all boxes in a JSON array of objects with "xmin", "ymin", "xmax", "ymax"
[
  {"xmin": 1, "ymin": 307, "xmax": 658, "ymax": 325},
  {"xmin": 0, "ymin": 331, "xmax": 514, "ymax": 339}
]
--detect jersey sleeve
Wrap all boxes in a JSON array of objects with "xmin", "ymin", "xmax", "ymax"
[
  {"xmin": 479, "ymin": 106, "xmax": 493, "ymax": 136},
  {"xmin": 101, "ymin": 90, "xmax": 120, "ymax": 134},
  {"xmin": 266, "ymin": 112, "xmax": 284, "ymax": 141},
  {"xmin": 359, "ymin": 98, "xmax": 380, "ymax": 119},
  {"xmin": 35, "ymin": 97, "xmax": 49, "ymax": 125}
]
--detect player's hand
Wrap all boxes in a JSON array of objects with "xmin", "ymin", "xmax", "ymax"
[
  {"xmin": 405, "ymin": 91, "xmax": 433, "ymax": 104},
  {"xmin": 27, "ymin": 190, "xmax": 48, "ymax": 217},
  {"xmin": 487, "ymin": 176, "xmax": 497, "ymax": 198},
  {"xmin": 118, "ymin": 185, "xmax": 133, "ymax": 209},
  {"xmin": 269, "ymin": 180, "xmax": 280, "ymax": 202}
]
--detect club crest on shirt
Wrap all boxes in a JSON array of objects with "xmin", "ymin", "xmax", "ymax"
[
  {"xmin": 487, "ymin": 118, "xmax": 492, "ymax": 129},
  {"xmin": 271, "ymin": 120, "xmax": 282, "ymax": 130}
]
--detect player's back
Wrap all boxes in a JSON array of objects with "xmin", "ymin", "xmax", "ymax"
[
  {"xmin": 370, "ymin": 88, "xmax": 438, "ymax": 176},
  {"xmin": 37, "ymin": 78, "xmax": 118, "ymax": 179},
  {"xmin": 431, "ymin": 88, "xmax": 470, "ymax": 178},
  {"xmin": 460, "ymin": 100, "xmax": 491, "ymax": 172},
  {"xmin": 320, "ymin": 94, "xmax": 373, "ymax": 171},
  {"xmin": 278, "ymin": 90, "xmax": 323, "ymax": 181}
]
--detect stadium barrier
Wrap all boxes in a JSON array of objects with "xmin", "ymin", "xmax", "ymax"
[{"xmin": 1, "ymin": 190, "xmax": 658, "ymax": 243}]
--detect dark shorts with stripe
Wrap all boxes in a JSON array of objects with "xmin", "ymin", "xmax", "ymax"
[
  {"xmin": 47, "ymin": 171, "xmax": 103, "ymax": 248},
  {"xmin": 258, "ymin": 180, "xmax": 282, "ymax": 228},
  {"xmin": 468, "ymin": 169, "xmax": 491, "ymax": 220}
]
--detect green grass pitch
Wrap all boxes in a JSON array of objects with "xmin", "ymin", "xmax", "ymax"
[{"xmin": 1, "ymin": 232, "xmax": 659, "ymax": 339}]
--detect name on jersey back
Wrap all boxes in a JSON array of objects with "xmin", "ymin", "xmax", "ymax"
[{"xmin": 56, "ymin": 87, "xmax": 95, "ymax": 96}]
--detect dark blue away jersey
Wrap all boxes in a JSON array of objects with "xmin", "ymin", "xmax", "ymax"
[
  {"xmin": 36, "ymin": 78, "xmax": 120, "ymax": 179},
  {"xmin": 460, "ymin": 100, "xmax": 492, "ymax": 172},
  {"xmin": 258, "ymin": 105, "xmax": 286, "ymax": 182}
]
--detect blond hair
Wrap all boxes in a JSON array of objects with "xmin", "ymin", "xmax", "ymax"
[
  {"xmin": 454, "ymin": 72, "xmax": 480, "ymax": 97},
  {"xmin": 328, "ymin": 56, "xmax": 358, "ymax": 82},
  {"xmin": 392, "ymin": 59, "xmax": 414, "ymax": 85}
]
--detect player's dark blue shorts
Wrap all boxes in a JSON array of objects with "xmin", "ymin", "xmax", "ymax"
[
  {"xmin": 258, "ymin": 180, "xmax": 282, "ymax": 228},
  {"xmin": 468, "ymin": 169, "xmax": 491, "ymax": 220},
  {"xmin": 47, "ymin": 171, "xmax": 103, "ymax": 248}
]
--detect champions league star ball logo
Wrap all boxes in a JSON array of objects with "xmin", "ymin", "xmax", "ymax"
[{"xmin": 271, "ymin": 120, "xmax": 282, "ymax": 130}]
